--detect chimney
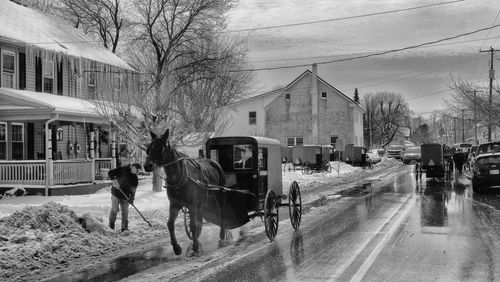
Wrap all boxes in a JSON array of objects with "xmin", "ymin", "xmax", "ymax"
[{"xmin": 311, "ymin": 63, "xmax": 318, "ymax": 144}]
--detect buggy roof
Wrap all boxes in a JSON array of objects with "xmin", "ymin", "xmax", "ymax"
[{"xmin": 206, "ymin": 136, "xmax": 281, "ymax": 147}]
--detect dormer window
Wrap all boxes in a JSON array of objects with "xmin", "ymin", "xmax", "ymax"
[
  {"xmin": 285, "ymin": 93, "xmax": 290, "ymax": 100},
  {"xmin": 88, "ymin": 61, "xmax": 97, "ymax": 99},
  {"xmin": 1, "ymin": 50, "xmax": 16, "ymax": 89},
  {"xmin": 321, "ymin": 91, "xmax": 327, "ymax": 99},
  {"xmin": 43, "ymin": 58, "xmax": 54, "ymax": 93}
]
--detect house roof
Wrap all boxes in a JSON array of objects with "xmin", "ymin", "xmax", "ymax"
[
  {"xmin": 0, "ymin": 88, "xmax": 107, "ymax": 124},
  {"xmin": 230, "ymin": 70, "xmax": 365, "ymax": 111},
  {"xmin": 0, "ymin": 0, "xmax": 132, "ymax": 70}
]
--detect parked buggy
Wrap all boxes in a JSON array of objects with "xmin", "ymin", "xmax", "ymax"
[
  {"xmin": 283, "ymin": 145, "xmax": 332, "ymax": 174},
  {"xmin": 344, "ymin": 145, "xmax": 368, "ymax": 167}
]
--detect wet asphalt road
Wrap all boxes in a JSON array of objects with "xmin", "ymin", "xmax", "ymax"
[
  {"xmin": 48, "ymin": 166, "xmax": 500, "ymax": 281},
  {"xmin": 169, "ymin": 167, "xmax": 500, "ymax": 281}
]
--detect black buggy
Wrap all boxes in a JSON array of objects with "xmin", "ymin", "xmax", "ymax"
[
  {"xmin": 283, "ymin": 145, "xmax": 332, "ymax": 174},
  {"xmin": 186, "ymin": 136, "xmax": 303, "ymax": 240}
]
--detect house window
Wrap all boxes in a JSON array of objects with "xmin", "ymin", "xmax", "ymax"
[
  {"xmin": 0, "ymin": 122, "xmax": 6, "ymax": 159},
  {"xmin": 88, "ymin": 61, "xmax": 97, "ymax": 99},
  {"xmin": 1, "ymin": 50, "xmax": 16, "ymax": 89},
  {"xmin": 12, "ymin": 123, "xmax": 24, "ymax": 160},
  {"xmin": 321, "ymin": 91, "xmax": 327, "ymax": 99},
  {"xmin": 43, "ymin": 58, "xmax": 54, "ymax": 93},
  {"xmin": 113, "ymin": 73, "xmax": 121, "ymax": 95},
  {"xmin": 285, "ymin": 93, "xmax": 290, "ymax": 100},
  {"xmin": 249, "ymin": 111, "xmax": 257, "ymax": 125},
  {"xmin": 330, "ymin": 136, "xmax": 338, "ymax": 149},
  {"xmin": 287, "ymin": 137, "xmax": 303, "ymax": 146}
]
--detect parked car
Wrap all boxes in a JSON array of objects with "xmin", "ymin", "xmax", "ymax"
[
  {"xmin": 402, "ymin": 146, "xmax": 421, "ymax": 164},
  {"xmin": 476, "ymin": 141, "xmax": 500, "ymax": 156},
  {"xmin": 386, "ymin": 144, "xmax": 404, "ymax": 160},
  {"xmin": 472, "ymin": 152, "xmax": 500, "ymax": 192}
]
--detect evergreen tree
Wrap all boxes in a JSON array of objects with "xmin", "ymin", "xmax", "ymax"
[{"xmin": 354, "ymin": 88, "xmax": 360, "ymax": 103}]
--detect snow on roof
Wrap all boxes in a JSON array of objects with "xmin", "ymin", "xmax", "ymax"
[
  {"xmin": 0, "ymin": 0, "xmax": 132, "ymax": 70},
  {"xmin": 0, "ymin": 88, "xmax": 101, "ymax": 118}
]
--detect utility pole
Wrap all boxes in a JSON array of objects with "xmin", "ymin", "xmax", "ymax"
[
  {"xmin": 479, "ymin": 47, "xmax": 499, "ymax": 142},
  {"xmin": 453, "ymin": 117, "xmax": 456, "ymax": 144},
  {"xmin": 461, "ymin": 109, "xmax": 465, "ymax": 143},
  {"xmin": 474, "ymin": 90, "xmax": 478, "ymax": 144}
]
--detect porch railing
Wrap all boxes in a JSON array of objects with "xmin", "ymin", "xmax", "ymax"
[
  {"xmin": 0, "ymin": 160, "xmax": 45, "ymax": 185},
  {"xmin": 0, "ymin": 158, "xmax": 114, "ymax": 186},
  {"xmin": 95, "ymin": 158, "xmax": 112, "ymax": 179},
  {"xmin": 53, "ymin": 160, "xmax": 94, "ymax": 185}
]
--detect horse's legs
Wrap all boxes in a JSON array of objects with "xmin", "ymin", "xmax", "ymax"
[
  {"xmin": 168, "ymin": 205, "xmax": 182, "ymax": 255},
  {"xmin": 189, "ymin": 205, "xmax": 203, "ymax": 257}
]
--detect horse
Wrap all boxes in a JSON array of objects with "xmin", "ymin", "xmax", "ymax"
[{"xmin": 143, "ymin": 129, "xmax": 228, "ymax": 257}]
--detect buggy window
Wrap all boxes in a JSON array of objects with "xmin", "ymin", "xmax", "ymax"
[
  {"xmin": 258, "ymin": 147, "xmax": 268, "ymax": 170},
  {"xmin": 234, "ymin": 144, "xmax": 253, "ymax": 169}
]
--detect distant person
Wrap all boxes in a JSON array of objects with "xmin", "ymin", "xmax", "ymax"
[
  {"xmin": 453, "ymin": 150, "xmax": 464, "ymax": 174},
  {"xmin": 415, "ymin": 161, "xmax": 423, "ymax": 182},
  {"xmin": 108, "ymin": 163, "xmax": 142, "ymax": 232}
]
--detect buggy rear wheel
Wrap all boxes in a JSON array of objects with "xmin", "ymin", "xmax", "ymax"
[
  {"xmin": 264, "ymin": 190, "xmax": 279, "ymax": 240},
  {"xmin": 288, "ymin": 181, "xmax": 302, "ymax": 229},
  {"xmin": 323, "ymin": 162, "xmax": 332, "ymax": 173},
  {"xmin": 302, "ymin": 162, "xmax": 313, "ymax": 175}
]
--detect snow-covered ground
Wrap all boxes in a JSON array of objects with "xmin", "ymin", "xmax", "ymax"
[{"xmin": 0, "ymin": 157, "xmax": 401, "ymax": 281}]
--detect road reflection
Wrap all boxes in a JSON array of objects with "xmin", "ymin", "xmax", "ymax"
[
  {"xmin": 290, "ymin": 230, "xmax": 305, "ymax": 266},
  {"xmin": 419, "ymin": 180, "xmax": 449, "ymax": 227}
]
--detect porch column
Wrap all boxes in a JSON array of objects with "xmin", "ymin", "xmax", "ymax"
[
  {"xmin": 95, "ymin": 128, "xmax": 100, "ymax": 158},
  {"xmin": 45, "ymin": 122, "xmax": 54, "ymax": 196},
  {"xmin": 90, "ymin": 131, "xmax": 95, "ymax": 159},
  {"xmin": 111, "ymin": 131, "xmax": 116, "ymax": 169}
]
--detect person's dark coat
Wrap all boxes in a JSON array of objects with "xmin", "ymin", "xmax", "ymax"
[{"xmin": 108, "ymin": 164, "xmax": 140, "ymax": 203}]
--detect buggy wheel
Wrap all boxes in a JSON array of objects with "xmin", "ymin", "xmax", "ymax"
[
  {"xmin": 288, "ymin": 181, "xmax": 302, "ymax": 230},
  {"xmin": 323, "ymin": 162, "xmax": 332, "ymax": 173},
  {"xmin": 264, "ymin": 190, "xmax": 279, "ymax": 240},
  {"xmin": 182, "ymin": 207, "xmax": 192, "ymax": 239},
  {"xmin": 302, "ymin": 162, "xmax": 312, "ymax": 175}
]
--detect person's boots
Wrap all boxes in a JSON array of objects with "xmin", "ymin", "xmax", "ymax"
[
  {"xmin": 121, "ymin": 220, "xmax": 128, "ymax": 232},
  {"xmin": 109, "ymin": 220, "xmax": 115, "ymax": 230}
]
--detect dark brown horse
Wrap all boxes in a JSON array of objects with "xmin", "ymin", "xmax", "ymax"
[{"xmin": 143, "ymin": 129, "xmax": 227, "ymax": 257}]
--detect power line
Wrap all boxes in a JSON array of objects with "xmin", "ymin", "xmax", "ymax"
[
  {"xmin": 251, "ymin": 35, "xmax": 500, "ymax": 64},
  {"xmin": 225, "ymin": 0, "xmax": 465, "ymax": 33},
  {"xmin": 238, "ymin": 24, "xmax": 500, "ymax": 72}
]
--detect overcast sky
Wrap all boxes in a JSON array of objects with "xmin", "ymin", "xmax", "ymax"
[{"xmin": 226, "ymin": 0, "xmax": 500, "ymax": 115}]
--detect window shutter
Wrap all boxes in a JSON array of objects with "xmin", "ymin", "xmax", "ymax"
[
  {"xmin": 19, "ymin": 53, "xmax": 26, "ymax": 90},
  {"xmin": 57, "ymin": 61, "xmax": 63, "ymax": 95},
  {"xmin": 0, "ymin": 47, "xmax": 2, "ymax": 87},
  {"xmin": 35, "ymin": 56, "xmax": 42, "ymax": 92}
]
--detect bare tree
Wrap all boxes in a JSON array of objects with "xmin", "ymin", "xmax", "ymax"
[
  {"xmin": 446, "ymin": 76, "xmax": 500, "ymax": 142},
  {"xmin": 91, "ymin": 0, "xmax": 252, "ymax": 191},
  {"xmin": 54, "ymin": 0, "xmax": 131, "ymax": 53},
  {"xmin": 363, "ymin": 92, "xmax": 411, "ymax": 148}
]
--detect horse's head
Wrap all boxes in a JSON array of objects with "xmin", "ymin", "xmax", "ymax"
[{"xmin": 144, "ymin": 128, "xmax": 172, "ymax": 172}]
